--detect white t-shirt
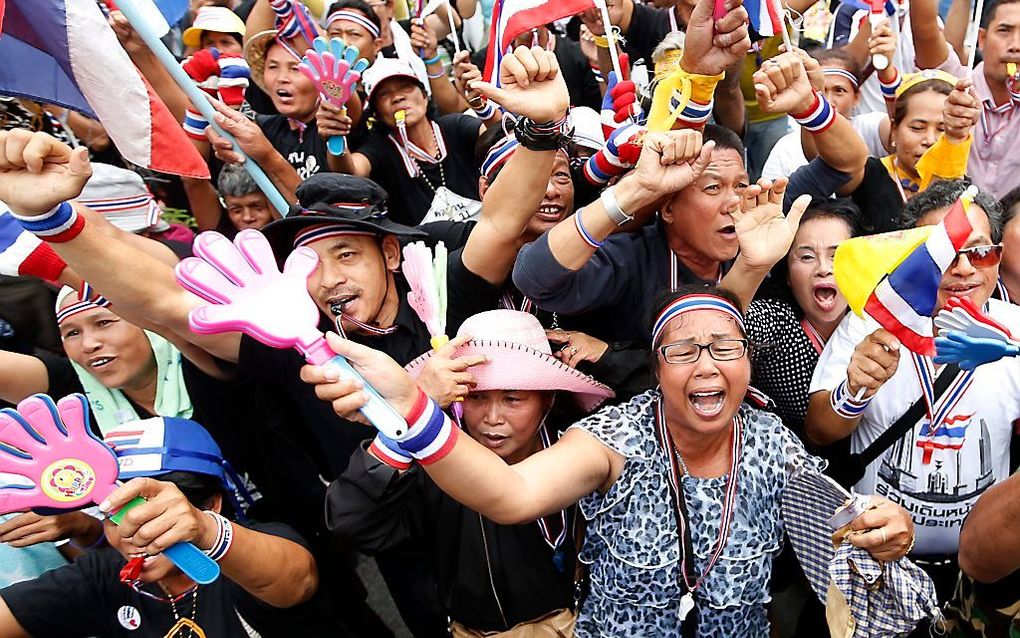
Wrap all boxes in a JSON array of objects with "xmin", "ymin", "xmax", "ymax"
[
  {"xmin": 809, "ymin": 299, "xmax": 1020, "ymax": 555},
  {"xmin": 760, "ymin": 111, "xmax": 890, "ymax": 182}
]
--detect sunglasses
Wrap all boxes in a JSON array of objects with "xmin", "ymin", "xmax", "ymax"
[{"xmin": 953, "ymin": 244, "xmax": 1003, "ymax": 268}]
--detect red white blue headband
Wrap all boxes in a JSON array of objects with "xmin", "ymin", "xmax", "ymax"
[
  {"xmin": 651, "ymin": 294, "xmax": 745, "ymax": 347},
  {"xmin": 293, "ymin": 223, "xmax": 377, "ymax": 248},
  {"xmin": 481, "ymin": 136, "xmax": 569, "ymax": 182},
  {"xmin": 56, "ymin": 283, "xmax": 112, "ymax": 325},
  {"xmin": 822, "ymin": 68, "xmax": 859, "ymax": 89},
  {"xmin": 326, "ymin": 9, "xmax": 381, "ymax": 39}
]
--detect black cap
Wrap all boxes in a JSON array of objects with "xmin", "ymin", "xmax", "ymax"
[{"xmin": 261, "ymin": 173, "xmax": 427, "ymax": 256}]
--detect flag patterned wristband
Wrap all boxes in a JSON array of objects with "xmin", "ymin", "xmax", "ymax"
[
  {"xmin": 398, "ymin": 391, "xmax": 459, "ymax": 465},
  {"xmin": 183, "ymin": 109, "xmax": 210, "ymax": 141},
  {"xmin": 202, "ymin": 510, "xmax": 234, "ymax": 561},
  {"xmin": 830, "ymin": 379, "xmax": 872, "ymax": 419},
  {"xmin": 574, "ymin": 211, "xmax": 605, "ymax": 248},
  {"xmin": 473, "ymin": 101, "xmax": 496, "ymax": 120},
  {"xmin": 671, "ymin": 94, "xmax": 713, "ymax": 129},
  {"xmin": 369, "ymin": 433, "xmax": 413, "ymax": 470},
  {"xmin": 879, "ymin": 69, "xmax": 901, "ymax": 101},
  {"xmin": 11, "ymin": 202, "xmax": 84, "ymax": 243},
  {"xmin": 792, "ymin": 92, "xmax": 836, "ymax": 134}
]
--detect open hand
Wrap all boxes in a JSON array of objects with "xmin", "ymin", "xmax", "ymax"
[
  {"xmin": 0, "ymin": 511, "xmax": 103, "ymax": 548},
  {"xmin": 470, "ymin": 46, "xmax": 569, "ymax": 122},
  {"xmin": 729, "ymin": 178, "xmax": 810, "ymax": 271},
  {"xmin": 0, "ymin": 130, "xmax": 92, "ymax": 217}
]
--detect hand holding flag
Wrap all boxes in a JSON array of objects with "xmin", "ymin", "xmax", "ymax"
[{"xmin": 685, "ymin": 0, "xmax": 751, "ymax": 77}]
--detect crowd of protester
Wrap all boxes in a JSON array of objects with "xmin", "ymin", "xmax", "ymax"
[{"xmin": 1, "ymin": 0, "xmax": 1020, "ymax": 635}]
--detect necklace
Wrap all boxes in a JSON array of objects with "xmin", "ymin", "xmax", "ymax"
[{"xmin": 164, "ymin": 587, "xmax": 205, "ymax": 638}]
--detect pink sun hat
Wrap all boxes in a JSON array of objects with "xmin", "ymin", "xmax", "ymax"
[{"xmin": 405, "ymin": 310, "xmax": 615, "ymax": 412}]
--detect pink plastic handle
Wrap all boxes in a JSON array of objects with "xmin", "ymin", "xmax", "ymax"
[{"xmin": 0, "ymin": 394, "xmax": 120, "ymax": 514}]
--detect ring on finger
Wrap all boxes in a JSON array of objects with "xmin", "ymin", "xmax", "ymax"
[{"xmin": 570, "ymin": 346, "xmax": 579, "ymax": 355}]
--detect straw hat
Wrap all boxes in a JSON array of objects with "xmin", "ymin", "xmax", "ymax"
[
  {"xmin": 182, "ymin": 7, "xmax": 246, "ymax": 48},
  {"xmin": 243, "ymin": 29, "xmax": 281, "ymax": 93},
  {"xmin": 405, "ymin": 310, "xmax": 615, "ymax": 412}
]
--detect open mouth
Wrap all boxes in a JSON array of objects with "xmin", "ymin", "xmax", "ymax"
[
  {"xmin": 275, "ymin": 88, "xmax": 294, "ymax": 104},
  {"xmin": 718, "ymin": 225, "xmax": 737, "ymax": 240},
  {"xmin": 944, "ymin": 283, "xmax": 979, "ymax": 298},
  {"xmin": 688, "ymin": 389, "xmax": 726, "ymax": 418},
  {"xmin": 89, "ymin": 356, "xmax": 116, "ymax": 370},
  {"xmin": 813, "ymin": 283, "xmax": 838, "ymax": 312},
  {"xmin": 535, "ymin": 204, "xmax": 564, "ymax": 222},
  {"xmin": 478, "ymin": 432, "xmax": 510, "ymax": 448},
  {"xmin": 329, "ymin": 294, "xmax": 358, "ymax": 316}
]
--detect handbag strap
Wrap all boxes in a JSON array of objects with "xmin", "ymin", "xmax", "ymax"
[{"xmin": 857, "ymin": 363, "xmax": 964, "ymax": 468}]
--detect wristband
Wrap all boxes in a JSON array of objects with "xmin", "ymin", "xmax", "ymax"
[
  {"xmin": 574, "ymin": 210, "xmax": 605, "ymax": 248},
  {"xmin": 600, "ymin": 186, "xmax": 632, "ymax": 225},
  {"xmin": 397, "ymin": 393, "xmax": 459, "ymax": 465},
  {"xmin": 792, "ymin": 91, "xmax": 836, "ymax": 134},
  {"xmin": 0, "ymin": 212, "xmax": 67, "ymax": 279},
  {"xmin": 514, "ymin": 115, "xmax": 571, "ymax": 151},
  {"xmin": 427, "ymin": 69, "xmax": 445, "ymax": 79},
  {"xmin": 11, "ymin": 201, "xmax": 85, "ymax": 243},
  {"xmin": 473, "ymin": 100, "xmax": 496, "ymax": 120},
  {"xmin": 422, "ymin": 54, "xmax": 442, "ymax": 66},
  {"xmin": 829, "ymin": 379, "xmax": 872, "ymax": 419},
  {"xmin": 202, "ymin": 510, "xmax": 234, "ymax": 561},
  {"xmin": 670, "ymin": 93, "xmax": 714, "ymax": 129},
  {"xmin": 183, "ymin": 109, "xmax": 210, "ymax": 141},
  {"xmin": 369, "ymin": 433, "xmax": 413, "ymax": 470},
  {"xmin": 879, "ymin": 68, "xmax": 901, "ymax": 101}
]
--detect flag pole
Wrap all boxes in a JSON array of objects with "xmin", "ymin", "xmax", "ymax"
[
  {"xmin": 114, "ymin": 0, "xmax": 292, "ymax": 217},
  {"xmin": 966, "ymin": 0, "xmax": 986, "ymax": 69},
  {"xmin": 593, "ymin": 0, "xmax": 623, "ymax": 79},
  {"xmin": 771, "ymin": 0, "xmax": 793, "ymax": 53}
]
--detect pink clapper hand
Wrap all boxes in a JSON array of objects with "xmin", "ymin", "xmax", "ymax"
[
  {"xmin": 299, "ymin": 38, "xmax": 370, "ymax": 156},
  {"xmin": 175, "ymin": 229, "xmax": 410, "ymax": 439},
  {"xmin": 0, "ymin": 394, "xmax": 219, "ymax": 584}
]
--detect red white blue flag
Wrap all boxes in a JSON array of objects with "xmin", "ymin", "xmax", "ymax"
[
  {"xmin": 0, "ymin": 0, "xmax": 210, "ymax": 179},
  {"xmin": 742, "ymin": 0, "xmax": 783, "ymax": 38}
]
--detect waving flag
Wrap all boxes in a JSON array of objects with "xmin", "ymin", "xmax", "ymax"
[
  {"xmin": 0, "ymin": 0, "xmax": 210, "ymax": 179},
  {"xmin": 834, "ymin": 187, "xmax": 976, "ymax": 355},
  {"xmin": 484, "ymin": 0, "xmax": 597, "ymax": 84},
  {"xmin": 741, "ymin": 0, "xmax": 784, "ymax": 38}
]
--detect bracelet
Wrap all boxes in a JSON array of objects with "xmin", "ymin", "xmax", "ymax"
[
  {"xmin": 369, "ymin": 433, "xmax": 413, "ymax": 470},
  {"xmin": 829, "ymin": 379, "xmax": 872, "ymax": 419},
  {"xmin": 791, "ymin": 91, "xmax": 836, "ymax": 134},
  {"xmin": 600, "ymin": 186, "xmax": 632, "ymax": 225},
  {"xmin": 879, "ymin": 68, "xmax": 901, "ymax": 101},
  {"xmin": 397, "ymin": 392, "xmax": 459, "ymax": 464},
  {"xmin": 202, "ymin": 510, "xmax": 234, "ymax": 561},
  {"xmin": 574, "ymin": 210, "xmax": 605, "ymax": 248},
  {"xmin": 473, "ymin": 101, "xmax": 496, "ymax": 120},
  {"xmin": 11, "ymin": 201, "xmax": 85, "ymax": 243},
  {"xmin": 514, "ymin": 115, "xmax": 571, "ymax": 151},
  {"xmin": 422, "ymin": 53, "xmax": 442, "ymax": 66},
  {"xmin": 69, "ymin": 527, "xmax": 107, "ymax": 551},
  {"xmin": 427, "ymin": 69, "xmax": 446, "ymax": 79}
]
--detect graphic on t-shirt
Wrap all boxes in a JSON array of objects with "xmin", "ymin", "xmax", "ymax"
[
  {"xmin": 117, "ymin": 605, "xmax": 141, "ymax": 630},
  {"xmin": 288, "ymin": 151, "xmax": 320, "ymax": 180}
]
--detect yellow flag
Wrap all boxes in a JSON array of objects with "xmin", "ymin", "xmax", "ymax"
[{"xmin": 833, "ymin": 226, "xmax": 932, "ymax": 316}]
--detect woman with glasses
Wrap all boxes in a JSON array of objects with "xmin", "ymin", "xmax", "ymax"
[{"xmin": 301, "ymin": 286, "xmax": 915, "ymax": 637}]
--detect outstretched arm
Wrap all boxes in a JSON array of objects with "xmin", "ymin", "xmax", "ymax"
[{"xmin": 910, "ymin": 0, "xmax": 951, "ymax": 69}]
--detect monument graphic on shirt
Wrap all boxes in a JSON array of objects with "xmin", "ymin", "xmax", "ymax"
[{"xmin": 878, "ymin": 416, "xmax": 994, "ymax": 503}]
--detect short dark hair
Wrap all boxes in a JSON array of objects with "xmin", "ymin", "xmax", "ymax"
[
  {"xmin": 648, "ymin": 285, "xmax": 746, "ymax": 374},
  {"xmin": 702, "ymin": 123, "xmax": 745, "ymax": 159},
  {"xmin": 999, "ymin": 186, "xmax": 1020, "ymax": 228},
  {"xmin": 893, "ymin": 80, "xmax": 953, "ymax": 125},
  {"xmin": 900, "ymin": 178, "xmax": 1003, "ymax": 242},
  {"xmin": 327, "ymin": 0, "xmax": 382, "ymax": 31},
  {"xmin": 981, "ymin": 0, "xmax": 1020, "ymax": 28}
]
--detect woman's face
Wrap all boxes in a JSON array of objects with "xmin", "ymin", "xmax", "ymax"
[
  {"xmin": 59, "ymin": 306, "xmax": 156, "ymax": 391},
  {"xmin": 372, "ymin": 77, "xmax": 429, "ymax": 128},
  {"xmin": 463, "ymin": 390, "xmax": 551, "ymax": 464},
  {"xmin": 892, "ymin": 89, "xmax": 947, "ymax": 177},
  {"xmin": 656, "ymin": 309, "xmax": 750, "ymax": 435},
  {"xmin": 821, "ymin": 64, "xmax": 859, "ymax": 118},
  {"xmin": 786, "ymin": 216, "xmax": 851, "ymax": 327}
]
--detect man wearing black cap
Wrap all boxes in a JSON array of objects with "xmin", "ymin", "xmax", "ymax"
[{"xmin": 0, "ymin": 44, "xmax": 575, "ymax": 636}]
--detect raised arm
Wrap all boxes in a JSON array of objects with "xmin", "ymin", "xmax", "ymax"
[
  {"xmin": 910, "ymin": 0, "xmax": 951, "ymax": 69},
  {"xmin": 959, "ymin": 471, "xmax": 1020, "ymax": 583},
  {"xmin": 411, "ymin": 20, "xmax": 470, "ymax": 116},
  {"xmin": 460, "ymin": 45, "xmax": 569, "ymax": 285},
  {"xmin": 0, "ymin": 351, "xmax": 50, "ymax": 405},
  {"xmin": 0, "ymin": 129, "xmax": 241, "ymax": 363}
]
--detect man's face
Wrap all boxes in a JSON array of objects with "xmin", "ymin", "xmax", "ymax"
[
  {"xmin": 327, "ymin": 14, "xmax": 380, "ymax": 60},
  {"xmin": 199, "ymin": 30, "xmax": 242, "ymax": 55},
  {"xmin": 60, "ymin": 306, "xmax": 156, "ymax": 392},
  {"xmin": 822, "ymin": 65, "xmax": 859, "ymax": 118},
  {"xmin": 263, "ymin": 44, "xmax": 319, "ymax": 120},
  {"xmin": 980, "ymin": 2, "xmax": 1020, "ymax": 83},
  {"xmin": 661, "ymin": 147, "xmax": 748, "ymax": 265},
  {"xmin": 304, "ymin": 233, "xmax": 401, "ymax": 332},
  {"xmin": 524, "ymin": 154, "xmax": 575, "ymax": 240},
  {"xmin": 372, "ymin": 77, "xmax": 428, "ymax": 128},
  {"xmin": 224, "ymin": 192, "xmax": 274, "ymax": 230},
  {"xmin": 916, "ymin": 203, "xmax": 999, "ymax": 312}
]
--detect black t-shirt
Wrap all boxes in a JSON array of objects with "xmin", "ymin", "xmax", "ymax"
[
  {"xmin": 1, "ymin": 522, "xmax": 345, "ymax": 637},
  {"xmin": 357, "ymin": 114, "xmax": 482, "ymax": 226},
  {"xmin": 255, "ymin": 114, "xmax": 328, "ymax": 181},
  {"xmin": 472, "ymin": 37, "xmax": 601, "ymax": 110},
  {"xmin": 784, "ymin": 156, "xmax": 902, "ymax": 234},
  {"xmin": 624, "ymin": 3, "xmax": 673, "ymax": 66}
]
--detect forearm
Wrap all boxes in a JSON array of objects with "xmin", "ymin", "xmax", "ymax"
[
  {"xmin": 799, "ymin": 111, "xmax": 867, "ymax": 175},
  {"xmin": 328, "ymin": 151, "xmax": 371, "ymax": 176},
  {"xmin": 0, "ymin": 598, "xmax": 30, "ymax": 638},
  {"xmin": 805, "ymin": 391, "xmax": 861, "ymax": 446},
  {"xmin": 910, "ymin": 0, "xmax": 950, "ymax": 69},
  {"xmin": 245, "ymin": 0, "xmax": 277, "ymax": 43},
  {"xmin": 427, "ymin": 64, "xmax": 469, "ymax": 115},
  {"xmin": 720, "ymin": 260, "xmax": 773, "ymax": 311},
  {"xmin": 712, "ymin": 76, "xmax": 747, "ymax": 139},
  {"xmin": 255, "ymin": 150, "xmax": 300, "ymax": 203},
  {"xmin": 181, "ymin": 177, "xmax": 226, "ymax": 232},
  {"xmin": 217, "ymin": 525, "xmax": 318, "ymax": 607},
  {"xmin": 945, "ymin": 0, "xmax": 970, "ymax": 62},
  {"xmin": 959, "ymin": 472, "xmax": 1020, "ymax": 583},
  {"xmin": 77, "ymin": 206, "xmax": 180, "ymax": 268}
]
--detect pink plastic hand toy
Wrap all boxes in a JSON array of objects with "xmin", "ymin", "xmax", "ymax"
[
  {"xmin": 175, "ymin": 229, "xmax": 410, "ymax": 439},
  {"xmin": 299, "ymin": 38, "xmax": 370, "ymax": 156},
  {"xmin": 0, "ymin": 394, "xmax": 219, "ymax": 584}
]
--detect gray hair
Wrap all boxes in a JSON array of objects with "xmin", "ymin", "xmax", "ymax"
[
  {"xmin": 651, "ymin": 31, "xmax": 685, "ymax": 64},
  {"xmin": 900, "ymin": 179, "xmax": 1003, "ymax": 243},
  {"xmin": 216, "ymin": 164, "xmax": 260, "ymax": 198}
]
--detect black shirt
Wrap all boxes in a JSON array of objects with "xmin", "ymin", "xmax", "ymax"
[
  {"xmin": 357, "ymin": 114, "xmax": 482, "ymax": 226},
  {"xmin": 1, "ymin": 522, "xmax": 346, "ymax": 637},
  {"xmin": 624, "ymin": 3, "xmax": 674, "ymax": 66},
  {"xmin": 255, "ymin": 114, "xmax": 329, "ymax": 181},
  {"xmin": 785, "ymin": 156, "xmax": 902, "ymax": 234}
]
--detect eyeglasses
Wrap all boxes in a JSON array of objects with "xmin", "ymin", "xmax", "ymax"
[
  {"xmin": 953, "ymin": 244, "xmax": 1003, "ymax": 268},
  {"xmin": 658, "ymin": 339, "xmax": 748, "ymax": 365}
]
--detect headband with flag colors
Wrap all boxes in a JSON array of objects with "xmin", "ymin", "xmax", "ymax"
[
  {"xmin": 833, "ymin": 186, "xmax": 978, "ymax": 355},
  {"xmin": 651, "ymin": 294, "xmax": 746, "ymax": 347},
  {"xmin": 326, "ymin": 9, "xmax": 382, "ymax": 38},
  {"xmin": 483, "ymin": 0, "xmax": 597, "ymax": 86}
]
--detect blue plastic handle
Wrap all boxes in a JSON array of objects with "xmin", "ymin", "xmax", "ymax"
[
  {"xmin": 164, "ymin": 541, "xmax": 220, "ymax": 585},
  {"xmin": 327, "ymin": 135, "xmax": 346, "ymax": 156},
  {"xmin": 326, "ymin": 353, "xmax": 409, "ymax": 439}
]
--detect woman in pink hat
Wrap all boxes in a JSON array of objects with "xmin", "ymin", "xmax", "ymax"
[
  {"xmin": 326, "ymin": 309, "xmax": 612, "ymax": 636},
  {"xmin": 303, "ymin": 287, "xmax": 918, "ymax": 638}
]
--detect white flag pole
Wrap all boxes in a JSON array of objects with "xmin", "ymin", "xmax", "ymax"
[{"xmin": 594, "ymin": 0, "xmax": 624, "ymax": 79}]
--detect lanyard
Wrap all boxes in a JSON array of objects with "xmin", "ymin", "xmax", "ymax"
[
  {"xmin": 800, "ymin": 317, "xmax": 826, "ymax": 355},
  {"xmin": 979, "ymin": 98, "xmax": 1017, "ymax": 158},
  {"xmin": 670, "ymin": 252, "xmax": 722, "ymax": 292},
  {"xmin": 534, "ymin": 426, "xmax": 568, "ymax": 553},
  {"xmin": 654, "ymin": 397, "xmax": 743, "ymax": 624},
  {"xmin": 908, "ymin": 353, "xmax": 975, "ymax": 464},
  {"xmin": 389, "ymin": 121, "xmax": 447, "ymax": 177}
]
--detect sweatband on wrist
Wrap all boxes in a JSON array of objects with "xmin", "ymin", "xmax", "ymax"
[
  {"xmin": 202, "ymin": 510, "xmax": 234, "ymax": 561},
  {"xmin": 68, "ymin": 529, "xmax": 107, "ymax": 551},
  {"xmin": 369, "ymin": 433, "xmax": 413, "ymax": 470},
  {"xmin": 398, "ymin": 396, "xmax": 459, "ymax": 465},
  {"xmin": 0, "ymin": 212, "xmax": 68, "ymax": 279},
  {"xmin": 183, "ymin": 109, "xmax": 210, "ymax": 141},
  {"xmin": 11, "ymin": 202, "xmax": 84, "ymax": 243},
  {"xmin": 600, "ymin": 186, "xmax": 632, "ymax": 225},
  {"xmin": 671, "ymin": 94, "xmax": 713, "ymax": 129},
  {"xmin": 829, "ymin": 379, "xmax": 871, "ymax": 419},
  {"xmin": 879, "ymin": 68, "xmax": 901, "ymax": 101},
  {"xmin": 792, "ymin": 91, "xmax": 836, "ymax": 134},
  {"xmin": 473, "ymin": 101, "xmax": 496, "ymax": 120},
  {"xmin": 574, "ymin": 210, "xmax": 605, "ymax": 248}
]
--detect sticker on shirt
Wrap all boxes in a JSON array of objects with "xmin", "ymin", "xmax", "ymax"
[
  {"xmin": 117, "ymin": 605, "xmax": 142, "ymax": 630},
  {"xmin": 419, "ymin": 187, "xmax": 481, "ymax": 225}
]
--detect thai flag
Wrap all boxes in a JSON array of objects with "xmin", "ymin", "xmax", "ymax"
[
  {"xmin": 0, "ymin": 0, "xmax": 210, "ymax": 179},
  {"xmin": 916, "ymin": 413, "xmax": 973, "ymax": 454},
  {"xmin": 742, "ymin": 0, "xmax": 783, "ymax": 38},
  {"xmin": 484, "ymin": 0, "xmax": 597, "ymax": 84},
  {"xmin": 0, "ymin": 205, "xmax": 62, "ymax": 279},
  {"xmin": 863, "ymin": 192, "xmax": 974, "ymax": 356}
]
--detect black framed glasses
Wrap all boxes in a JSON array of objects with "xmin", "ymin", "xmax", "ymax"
[
  {"xmin": 658, "ymin": 339, "xmax": 748, "ymax": 365},
  {"xmin": 954, "ymin": 244, "xmax": 1003, "ymax": 268}
]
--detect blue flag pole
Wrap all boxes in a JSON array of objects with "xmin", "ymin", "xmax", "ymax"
[{"xmin": 114, "ymin": 0, "xmax": 292, "ymax": 217}]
